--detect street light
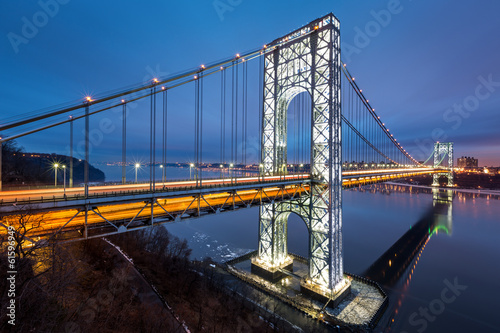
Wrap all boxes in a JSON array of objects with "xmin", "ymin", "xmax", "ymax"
[
  {"xmin": 135, "ymin": 163, "xmax": 140, "ymax": 183},
  {"xmin": 160, "ymin": 164, "xmax": 164, "ymax": 183},
  {"xmin": 220, "ymin": 164, "xmax": 224, "ymax": 179},
  {"xmin": 62, "ymin": 165, "xmax": 66, "ymax": 194},
  {"xmin": 229, "ymin": 163, "xmax": 234, "ymax": 183},
  {"xmin": 259, "ymin": 163, "xmax": 264, "ymax": 181},
  {"xmin": 54, "ymin": 163, "xmax": 59, "ymax": 187},
  {"xmin": 190, "ymin": 163, "xmax": 194, "ymax": 180}
]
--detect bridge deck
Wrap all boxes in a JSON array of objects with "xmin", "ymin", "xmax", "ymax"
[{"xmin": 0, "ymin": 168, "xmax": 444, "ymax": 242}]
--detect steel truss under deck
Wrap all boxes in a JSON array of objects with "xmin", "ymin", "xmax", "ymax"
[{"xmin": 0, "ymin": 180, "xmax": 311, "ymax": 243}]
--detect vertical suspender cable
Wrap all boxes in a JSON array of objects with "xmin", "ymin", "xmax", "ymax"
[
  {"xmin": 235, "ymin": 61, "xmax": 239, "ymax": 168},
  {"xmin": 150, "ymin": 85, "xmax": 156, "ymax": 191},
  {"xmin": 69, "ymin": 116, "xmax": 73, "ymax": 187},
  {"xmin": 300, "ymin": 93, "xmax": 303, "ymax": 165},
  {"xmin": 350, "ymin": 84, "xmax": 353, "ymax": 164},
  {"xmin": 200, "ymin": 71, "xmax": 204, "ymax": 186},
  {"xmin": 258, "ymin": 55, "xmax": 263, "ymax": 166},
  {"xmin": 223, "ymin": 68, "xmax": 226, "ymax": 164},
  {"xmin": 355, "ymin": 94, "xmax": 359, "ymax": 165},
  {"xmin": 150, "ymin": 88, "xmax": 153, "ymax": 189},
  {"xmin": 295, "ymin": 97, "xmax": 298, "ymax": 167},
  {"xmin": 163, "ymin": 89, "xmax": 167, "ymax": 182},
  {"xmin": 84, "ymin": 103, "xmax": 89, "ymax": 197},
  {"xmin": 231, "ymin": 62, "xmax": 235, "ymax": 167},
  {"xmin": 122, "ymin": 103, "xmax": 126, "ymax": 184},
  {"xmin": 242, "ymin": 61, "xmax": 245, "ymax": 166},
  {"xmin": 162, "ymin": 92, "xmax": 165, "ymax": 182},
  {"xmin": 299, "ymin": 95, "xmax": 302, "ymax": 166},
  {"xmin": 242, "ymin": 61, "xmax": 246, "ymax": 165},
  {"xmin": 195, "ymin": 76, "xmax": 199, "ymax": 183},
  {"xmin": 220, "ymin": 69, "xmax": 224, "ymax": 165},
  {"xmin": 244, "ymin": 60, "xmax": 248, "ymax": 167},
  {"xmin": 364, "ymin": 101, "xmax": 367, "ymax": 164}
]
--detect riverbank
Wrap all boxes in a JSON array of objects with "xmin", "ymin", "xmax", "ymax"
[{"xmin": 385, "ymin": 181, "xmax": 500, "ymax": 196}]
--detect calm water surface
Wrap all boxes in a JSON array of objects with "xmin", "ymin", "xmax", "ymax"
[{"xmin": 115, "ymin": 164, "xmax": 500, "ymax": 332}]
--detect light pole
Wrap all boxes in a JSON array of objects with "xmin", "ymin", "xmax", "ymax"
[
  {"xmin": 54, "ymin": 163, "xmax": 59, "ymax": 187},
  {"xmin": 160, "ymin": 164, "xmax": 164, "ymax": 183},
  {"xmin": 190, "ymin": 163, "xmax": 194, "ymax": 180},
  {"xmin": 135, "ymin": 163, "xmax": 140, "ymax": 183},
  {"xmin": 300, "ymin": 164, "xmax": 304, "ymax": 178},
  {"xmin": 62, "ymin": 165, "xmax": 66, "ymax": 194},
  {"xmin": 259, "ymin": 164, "xmax": 264, "ymax": 181},
  {"xmin": 220, "ymin": 164, "xmax": 223, "ymax": 179},
  {"xmin": 229, "ymin": 163, "xmax": 234, "ymax": 184}
]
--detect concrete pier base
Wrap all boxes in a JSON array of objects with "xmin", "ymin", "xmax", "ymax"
[
  {"xmin": 300, "ymin": 277, "xmax": 351, "ymax": 308},
  {"xmin": 250, "ymin": 256, "xmax": 293, "ymax": 282}
]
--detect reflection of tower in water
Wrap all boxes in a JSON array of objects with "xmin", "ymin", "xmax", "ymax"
[
  {"xmin": 363, "ymin": 188, "xmax": 454, "ymax": 331},
  {"xmin": 433, "ymin": 188, "xmax": 453, "ymax": 237}
]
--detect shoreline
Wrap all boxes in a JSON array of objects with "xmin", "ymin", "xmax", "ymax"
[{"xmin": 384, "ymin": 181, "xmax": 500, "ymax": 196}]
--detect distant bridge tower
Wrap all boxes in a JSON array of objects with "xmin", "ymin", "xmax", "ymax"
[
  {"xmin": 432, "ymin": 142, "xmax": 454, "ymax": 187},
  {"xmin": 253, "ymin": 13, "xmax": 350, "ymax": 301}
]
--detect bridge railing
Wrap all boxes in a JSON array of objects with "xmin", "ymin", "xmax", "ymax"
[{"xmin": 0, "ymin": 176, "xmax": 312, "ymax": 207}]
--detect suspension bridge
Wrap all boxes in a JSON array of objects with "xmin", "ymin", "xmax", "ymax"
[{"xmin": 0, "ymin": 13, "xmax": 454, "ymax": 299}]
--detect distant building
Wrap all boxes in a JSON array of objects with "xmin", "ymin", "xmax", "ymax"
[{"xmin": 457, "ymin": 156, "xmax": 478, "ymax": 168}]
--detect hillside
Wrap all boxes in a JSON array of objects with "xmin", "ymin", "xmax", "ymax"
[{"xmin": 1, "ymin": 140, "xmax": 105, "ymax": 186}]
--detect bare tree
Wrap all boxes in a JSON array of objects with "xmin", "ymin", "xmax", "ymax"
[{"xmin": 0, "ymin": 207, "xmax": 79, "ymax": 332}]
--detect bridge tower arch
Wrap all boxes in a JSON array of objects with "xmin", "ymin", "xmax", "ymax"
[{"xmin": 256, "ymin": 14, "xmax": 347, "ymax": 294}]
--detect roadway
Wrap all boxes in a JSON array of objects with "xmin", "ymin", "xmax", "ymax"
[
  {"xmin": 0, "ymin": 167, "xmax": 444, "ymax": 242},
  {"xmin": 0, "ymin": 184, "xmax": 309, "ymax": 241},
  {"xmin": 0, "ymin": 174, "xmax": 308, "ymax": 203},
  {"xmin": 0, "ymin": 167, "xmax": 440, "ymax": 203}
]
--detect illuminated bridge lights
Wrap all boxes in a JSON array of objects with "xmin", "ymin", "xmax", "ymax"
[
  {"xmin": 0, "ymin": 12, "xmax": 438, "ymax": 313},
  {"xmin": 0, "ymin": 182, "xmax": 311, "ymax": 241}
]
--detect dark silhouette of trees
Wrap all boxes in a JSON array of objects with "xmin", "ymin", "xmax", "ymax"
[
  {"xmin": 0, "ymin": 208, "xmax": 78, "ymax": 331},
  {"xmin": 1, "ymin": 137, "xmax": 105, "ymax": 186}
]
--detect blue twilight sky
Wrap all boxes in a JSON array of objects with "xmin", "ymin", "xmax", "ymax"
[{"xmin": 1, "ymin": 0, "xmax": 499, "ymax": 166}]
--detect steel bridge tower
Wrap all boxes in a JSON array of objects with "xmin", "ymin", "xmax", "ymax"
[
  {"xmin": 432, "ymin": 142, "xmax": 454, "ymax": 187},
  {"xmin": 252, "ymin": 14, "xmax": 350, "ymax": 300}
]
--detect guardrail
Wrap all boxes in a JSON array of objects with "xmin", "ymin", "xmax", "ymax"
[{"xmin": 0, "ymin": 177, "xmax": 311, "ymax": 207}]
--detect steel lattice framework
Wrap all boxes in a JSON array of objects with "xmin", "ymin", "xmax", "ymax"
[
  {"xmin": 258, "ymin": 14, "xmax": 344, "ymax": 291},
  {"xmin": 432, "ymin": 142, "xmax": 454, "ymax": 186}
]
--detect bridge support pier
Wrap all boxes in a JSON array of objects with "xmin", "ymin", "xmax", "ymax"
[
  {"xmin": 253, "ymin": 197, "xmax": 351, "ymax": 305},
  {"xmin": 252, "ymin": 202, "xmax": 292, "ymax": 281}
]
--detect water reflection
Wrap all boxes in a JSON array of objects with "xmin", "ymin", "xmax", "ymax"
[
  {"xmin": 364, "ymin": 189, "xmax": 452, "ymax": 284},
  {"xmin": 355, "ymin": 183, "xmax": 500, "ymax": 202},
  {"xmin": 361, "ymin": 188, "xmax": 454, "ymax": 331}
]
